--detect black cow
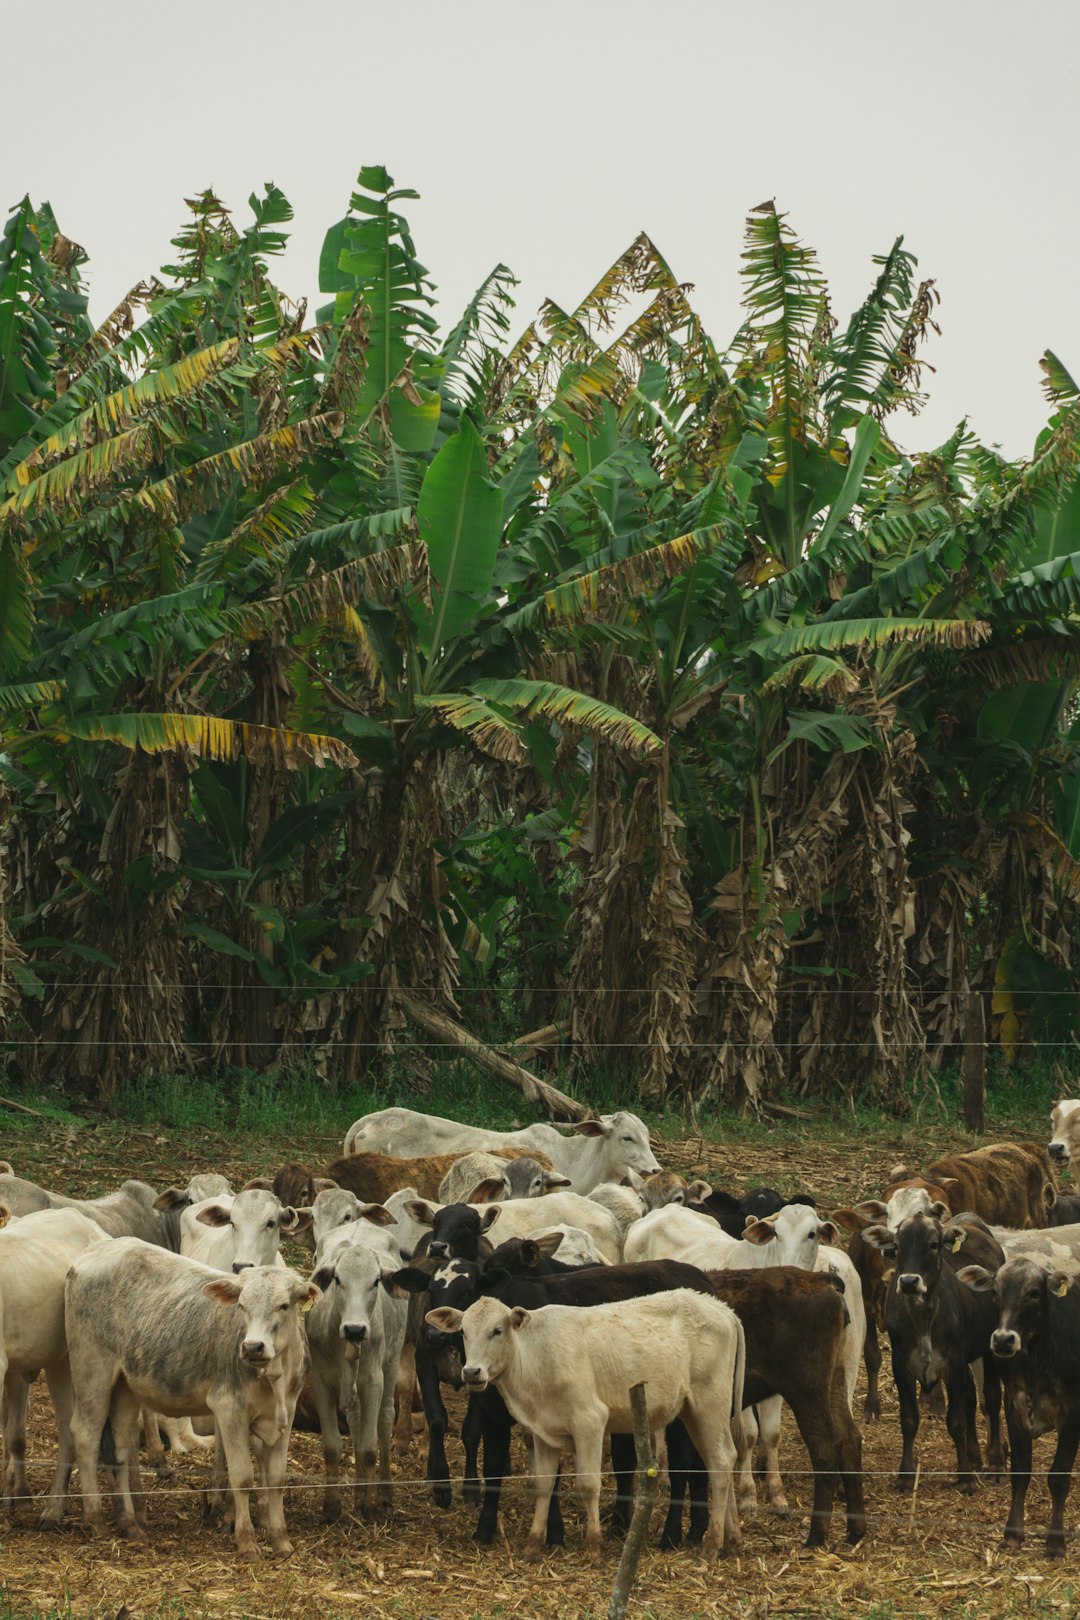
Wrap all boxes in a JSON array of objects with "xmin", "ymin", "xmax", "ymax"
[
  {"xmin": 961, "ymin": 1256, "xmax": 1080, "ymax": 1557},
  {"xmin": 392, "ymin": 1202, "xmax": 501, "ymax": 1508},
  {"xmin": 690, "ymin": 1185, "xmax": 817, "ymax": 1239},
  {"xmin": 863, "ymin": 1211, "xmax": 1005, "ymax": 1491}
]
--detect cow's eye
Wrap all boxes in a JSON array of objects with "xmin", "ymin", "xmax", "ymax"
[
  {"xmin": 267, "ymin": 1219, "xmax": 275, "ymax": 1229},
  {"xmin": 622, "ymin": 1136, "xmax": 634, "ymax": 1143},
  {"xmin": 491, "ymin": 1328, "xmax": 502, "ymax": 1338}
]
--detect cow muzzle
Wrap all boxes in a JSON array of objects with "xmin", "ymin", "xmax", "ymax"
[
  {"xmin": 232, "ymin": 1260, "xmax": 254, "ymax": 1274},
  {"xmin": 462, "ymin": 1366, "xmax": 488, "ymax": 1391},
  {"xmin": 241, "ymin": 1340, "xmax": 271, "ymax": 1365},
  {"xmin": 428, "ymin": 1241, "xmax": 449, "ymax": 1259},
  {"xmin": 897, "ymin": 1273, "xmax": 926, "ymax": 1298},
  {"xmin": 1049, "ymin": 1142, "xmax": 1070, "ymax": 1165},
  {"xmin": 991, "ymin": 1328, "xmax": 1021, "ymax": 1358},
  {"xmin": 342, "ymin": 1323, "xmax": 368, "ymax": 1344}
]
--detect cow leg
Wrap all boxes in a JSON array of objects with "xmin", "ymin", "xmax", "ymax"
[
  {"xmin": 1002, "ymin": 1388, "xmax": 1031, "ymax": 1550},
  {"xmin": 461, "ymin": 1393, "xmax": 483, "ymax": 1507},
  {"xmin": 347, "ymin": 1360, "xmax": 382, "ymax": 1520},
  {"xmin": 309, "ymin": 1361, "xmax": 345, "ymax": 1524},
  {"xmin": 573, "ymin": 1419, "xmax": 606, "ymax": 1562},
  {"xmin": 609, "ymin": 1431, "xmax": 635, "ymax": 1537},
  {"xmin": 416, "ymin": 1345, "xmax": 453, "ymax": 1509},
  {"xmin": 981, "ymin": 1357, "xmax": 1006, "ymax": 1480},
  {"xmin": 785, "ymin": 1377, "xmax": 842, "ymax": 1549},
  {"xmin": 833, "ymin": 1371, "xmax": 867, "ymax": 1544},
  {"xmin": 213, "ymin": 1410, "xmax": 259, "ymax": 1558},
  {"xmin": 474, "ymin": 1402, "xmax": 512, "ymax": 1546},
  {"xmin": 258, "ymin": 1429, "xmax": 294, "ymax": 1557},
  {"xmin": 892, "ymin": 1359, "xmax": 920, "ymax": 1490},
  {"xmin": 69, "ymin": 1365, "xmax": 118, "ymax": 1537},
  {"xmin": 523, "ymin": 1436, "xmax": 562, "ymax": 1562},
  {"xmin": 945, "ymin": 1366, "xmax": 977, "ymax": 1492},
  {"xmin": 736, "ymin": 1404, "xmax": 758, "ymax": 1515},
  {"xmin": 2, "ymin": 1367, "xmax": 30, "ymax": 1512},
  {"xmin": 109, "ymin": 1388, "xmax": 148, "ymax": 1540},
  {"xmin": 682, "ymin": 1400, "xmax": 740, "ymax": 1560},
  {"xmin": 392, "ymin": 1342, "xmax": 417, "ymax": 1459},
  {"xmin": 38, "ymin": 1361, "xmax": 76, "ymax": 1528},
  {"xmin": 1046, "ymin": 1411, "xmax": 1080, "ymax": 1558},
  {"xmin": 863, "ymin": 1314, "xmax": 883, "ymax": 1422},
  {"xmin": 755, "ymin": 1396, "xmax": 790, "ymax": 1516},
  {"xmin": 376, "ymin": 1363, "xmax": 397, "ymax": 1511},
  {"xmin": 659, "ymin": 1419, "xmax": 691, "ymax": 1549},
  {"xmin": 140, "ymin": 1406, "xmax": 174, "ymax": 1482}
]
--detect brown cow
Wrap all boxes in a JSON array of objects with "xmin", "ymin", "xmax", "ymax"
[{"xmin": 322, "ymin": 1147, "xmax": 555, "ymax": 1204}]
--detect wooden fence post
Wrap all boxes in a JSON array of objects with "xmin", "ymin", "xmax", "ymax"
[{"xmin": 609, "ymin": 1383, "xmax": 658, "ymax": 1620}]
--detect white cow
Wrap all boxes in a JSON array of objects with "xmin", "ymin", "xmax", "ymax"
[
  {"xmin": 307, "ymin": 1223, "xmax": 408, "ymax": 1522},
  {"xmin": 342, "ymin": 1107, "xmax": 662, "ymax": 1195},
  {"xmin": 586, "ymin": 1183, "xmax": 645, "ymax": 1242},
  {"xmin": 623, "ymin": 1203, "xmax": 735, "ymax": 1266},
  {"xmin": 0, "ymin": 1175, "xmax": 178, "ymax": 1246},
  {"xmin": 427, "ymin": 1289, "xmax": 744, "ymax": 1561},
  {"xmin": 180, "ymin": 1187, "xmax": 311, "ymax": 1272},
  {"xmin": 66, "ymin": 1239, "xmax": 318, "ymax": 1556},
  {"xmin": 0, "ymin": 1207, "xmax": 107, "ymax": 1523},
  {"xmin": 309, "ymin": 1188, "xmax": 397, "ymax": 1262}
]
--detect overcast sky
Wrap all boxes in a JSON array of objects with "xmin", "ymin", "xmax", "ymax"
[{"xmin": 5, "ymin": 0, "xmax": 1077, "ymax": 458}]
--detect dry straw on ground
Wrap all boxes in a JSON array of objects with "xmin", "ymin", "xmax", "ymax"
[{"xmin": 1, "ymin": 1114, "xmax": 1078, "ymax": 1619}]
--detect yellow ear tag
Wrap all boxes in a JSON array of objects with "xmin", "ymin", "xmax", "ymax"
[
  {"xmin": 300, "ymin": 1296, "xmax": 316, "ymax": 1313},
  {"xmin": 950, "ymin": 1233, "xmax": 964, "ymax": 1252},
  {"xmin": 1055, "ymin": 1278, "xmax": 1069, "ymax": 1298}
]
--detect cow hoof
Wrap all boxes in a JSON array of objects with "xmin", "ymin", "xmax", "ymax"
[
  {"xmin": 462, "ymin": 1480, "xmax": 481, "ymax": 1506},
  {"xmin": 121, "ymin": 1523, "xmax": 148, "ymax": 1543},
  {"xmin": 893, "ymin": 1478, "xmax": 914, "ymax": 1495},
  {"xmin": 863, "ymin": 1405, "xmax": 881, "ymax": 1423},
  {"xmin": 769, "ymin": 1505, "xmax": 793, "ymax": 1520},
  {"xmin": 272, "ymin": 1539, "xmax": 294, "ymax": 1559},
  {"xmin": 1001, "ymin": 1538, "xmax": 1024, "ymax": 1555},
  {"xmin": 37, "ymin": 1515, "xmax": 62, "ymax": 1533},
  {"xmin": 433, "ymin": 1483, "xmax": 452, "ymax": 1510},
  {"xmin": 583, "ymin": 1544, "xmax": 602, "ymax": 1565},
  {"xmin": 521, "ymin": 1542, "xmax": 545, "ymax": 1564},
  {"xmin": 321, "ymin": 1506, "xmax": 342, "ymax": 1526},
  {"xmin": 659, "ymin": 1531, "xmax": 682, "ymax": 1551},
  {"xmin": 957, "ymin": 1479, "xmax": 978, "ymax": 1496},
  {"xmin": 236, "ymin": 1543, "xmax": 258, "ymax": 1561}
]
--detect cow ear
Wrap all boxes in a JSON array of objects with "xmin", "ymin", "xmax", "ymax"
[
  {"xmin": 1046, "ymin": 1184, "xmax": 1058, "ymax": 1208},
  {"xmin": 312, "ymin": 1265, "xmax": 336, "ymax": 1292},
  {"xmin": 313, "ymin": 1178, "xmax": 339, "ymax": 1194},
  {"xmin": 543, "ymin": 1172, "xmax": 572, "ymax": 1190},
  {"xmin": 426, "ymin": 1307, "xmax": 464, "ymax": 1334},
  {"xmin": 817, "ymin": 1220, "xmax": 839, "ymax": 1246},
  {"xmin": 930, "ymin": 1200, "xmax": 951, "ymax": 1222},
  {"xmin": 946, "ymin": 1227, "xmax": 967, "ymax": 1252},
  {"xmin": 509, "ymin": 1306, "xmax": 531, "ymax": 1329},
  {"xmin": 479, "ymin": 1207, "xmax": 502, "ymax": 1233},
  {"xmin": 204, "ymin": 1277, "xmax": 243, "ymax": 1304},
  {"xmin": 153, "ymin": 1187, "xmax": 191, "ymax": 1212},
  {"xmin": 468, "ymin": 1178, "xmax": 507, "ymax": 1205},
  {"xmin": 291, "ymin": 1280, "xmax": 321, "ymax": 1312},
  {"xmin": 621, "ymin": 1169, "xmax": 645, "ymax": 1191},
  {"xmin": 830, "ymin": 1208, "xmax": 864, "ymax": 1233},
  {"xmin": 403, "ymin": 1200, "xmax": 440, "ymax": 1226},
  {"xmin": 282, "ymin": 1207, "xmax": 313, "ymax": 1234},
  {"xmin": 889, "ymin": 1164, "xmax": 916, "ymax": 1182},
  {"xmin": 518, "ymin": 1239, "xmax": 542, "ymax": 1268},
  {"xmin": 0, "ymin": 1161, "xmax": 13, "ymax": 1177},
  {"xmin": 195, "ymin": 1202, "xmax": 232, "ymax": 1228},
  {"xmin": 531, "ymin": 1230, "xmax": 565, "ymax": 1257},
  {"xmin": 938, "ymin": 1177, "xmax": 960, "ymax": 1189},
  {"xmin": 853, "ymin": 1200, "xmax": 889, "ymax": 1224},
  {"xmin": 686, "ymin": 1179, "xmax": 713, "ymax": 1203},
  {"xmin": 956, "ymin": 1264, "xmax": 994, "ymax": 1292},
  {"xmin": 1050, "ymin": 1271, "xmax": 1072, "ymax": 1299},
  {"xmin": 861, "ymin": 1224, "xmax": 897, "ymax": 1255},
  {"xmin": 360, "ymin": 1203, "xmax": 396, "ymax": 1226},
  {"xmin": 242, "ymin": 1177, "xmax": 275, "ymax": 1192},
  {"xmin": 389, "ymin": 1266, "xmax": 433, "ymax": 1297},
  {"xmin": 572, "ymin": 1119, "xmax": 608, "ymax": 1138},
  {"xmin": 791, "ymin": 1193, "xmax": 817, "ymax": 1209},
  {"xmin": 0, "ymin": 1202, "xmax": 11, "ymax": 1229},
  {"xmin": 742, "ymin": 1219, "xmax": 777, "ymax": 1246}
]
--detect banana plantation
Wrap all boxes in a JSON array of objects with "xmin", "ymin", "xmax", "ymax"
[{"xmin": 2, "ymin": 167, "xmax": 1080, "ymax": 1112}]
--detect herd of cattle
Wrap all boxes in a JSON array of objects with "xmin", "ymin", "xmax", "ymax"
[{"xmin": 6, "ymin": 1100, "xmax": 1080, "ymax": 1564}]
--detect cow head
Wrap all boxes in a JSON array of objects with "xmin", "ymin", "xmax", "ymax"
[
  {"xmin": 961, "ymin": 1254, "xmax": 1060, "ymax": 1360},
  {"xmin": 571, "ymin": 1112, "xmax": 662, "ymax": 1180},
  {"xmin": 1050, "ymin": 1099, "xmax": 1080, "ymax": 1169},
  {"xmin": 204, "ymin": 1266, "xmax": 320, "ymax": 1369},
  {"xmin": 429, "ymin": 1295, "xmax": 527, "ymax": 1391},
  {"xmin": 865, "ymin": 1210, "xmax": 948, "ymax": 1305},
  {"xmin": 196, "ymin": 1187, "xmax": 312, "ymax": 1273},
  {"xmin": 404, "ymin": 1200, "xmax": 500, "ymax": 1262},
  {"xmin": 311, "ymin": 1237, "xmax": 398, "ymax": 1345}
]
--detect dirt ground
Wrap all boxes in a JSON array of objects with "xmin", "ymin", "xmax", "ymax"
[{"xmin": 1, "ymin": 1109, "xmax": 1079, "ymax": 1620}]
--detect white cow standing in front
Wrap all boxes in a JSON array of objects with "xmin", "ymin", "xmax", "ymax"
[
  {"xmin": 428, "ymin": 1288, "xmax": 744, "ymax": 1562},
  {"xmin": 342, "ymin": 1108, "xmax": 662, "ymax": 1195}
]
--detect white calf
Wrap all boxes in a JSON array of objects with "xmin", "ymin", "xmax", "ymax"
[
  {"xmin": 428, "ymin": 1289, "xmax": 744, "ymax": 1561},
  {"xmin": 469, "ymin": 1191, "xmax": 624, "ymax": 1264},
  {"xmin": 66, "ymin": 1238, "xmax": 317, "ymax": 1556},
  {"xmin": 307, "ymin": 1224, "xmax": 408, "ymax": 1521},
  {"xmin": 180, "ymin": 1187, "xmax": 311, "ymax": 1272}
]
